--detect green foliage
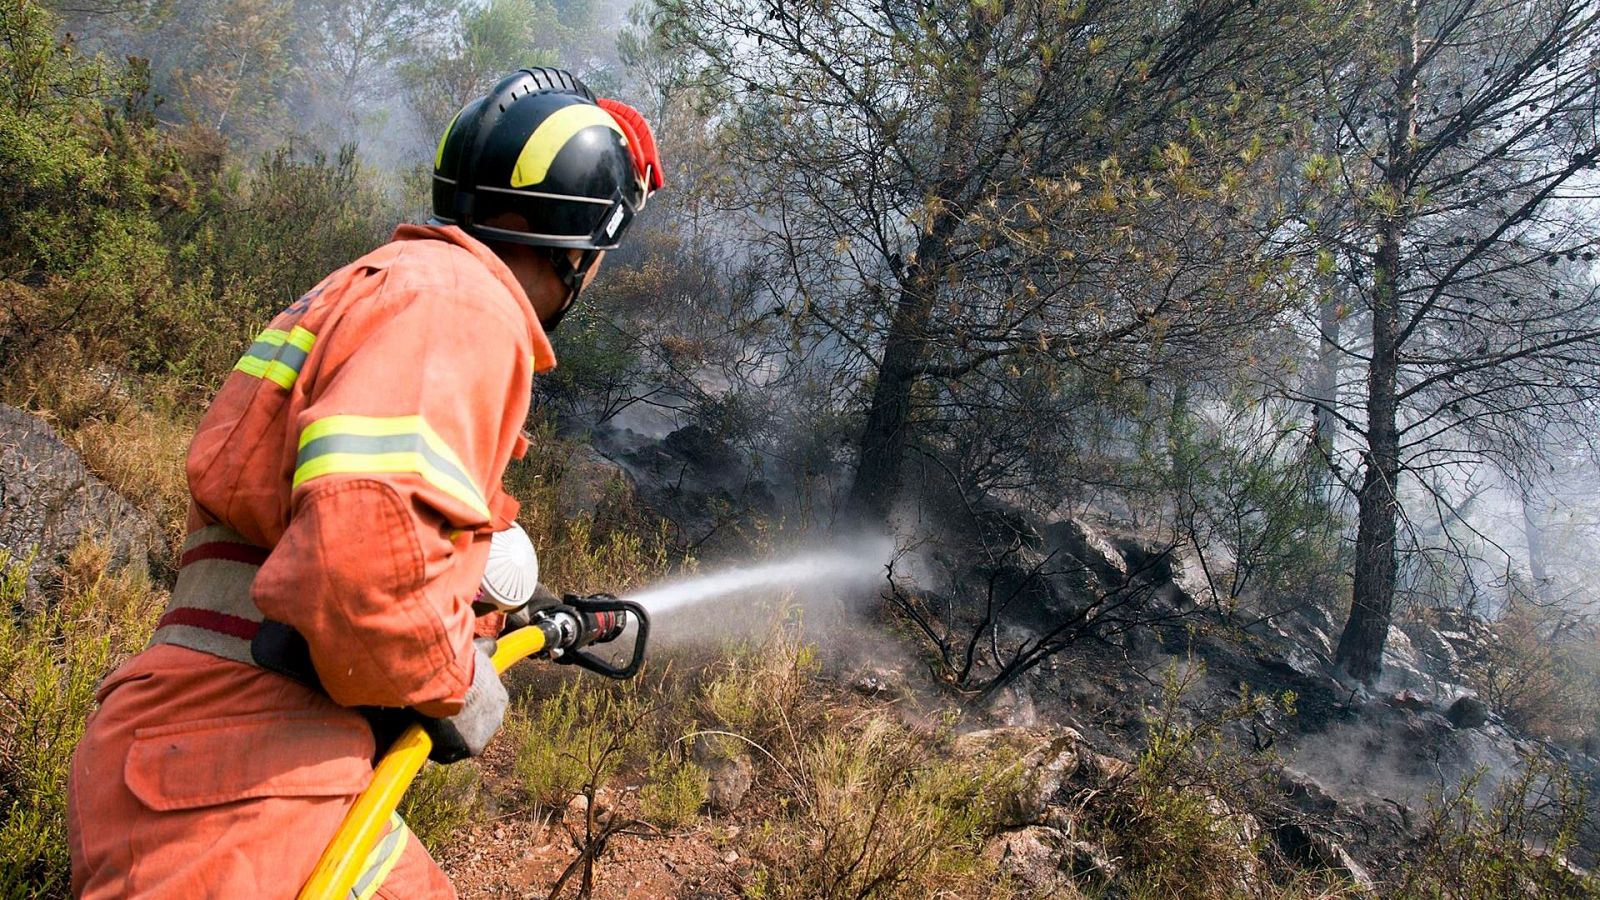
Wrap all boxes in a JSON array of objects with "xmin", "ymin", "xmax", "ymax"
[
  {"xmin": 1397, "ymin": 756, "xmax": 1599, "ymax": 899},
  {"xmin": 507, "ymin": 679, "xmax": 648, "ymax": 810},
  {"xmin": 398, "ymin": 0, "xmax": 560, "ymax": 139},
  {"xmin": 1078, "ymin": 660, "xmax": 1295, "ymax": 898},
  {"xmin": 0, "ymin": 2, "xmax": 175, "ymax": 370},
  {"xmin": 0, "ymin": 542, "xmax": 165, "ymax": 899},
  {"xmin": 1, "ymin": 1, "xmax": 400, "ymax": 386},
  {"xmin": 1166, "ymin": 399, "xmax": 1344, "ymax": 609},
  {"xmin": 638, "ymin": 750, "xmax": 706, "ymax": 829},
  {"xmin": 697, "ymin": 627, "xmax": 818, "ymax": 744},
  {"xmin": 399, "ymin": 761, "xmax": 482, "ymax": 854},
  {"xmin": 748, "ymin": 719, "xmax": 1004, "ymax": 900}
]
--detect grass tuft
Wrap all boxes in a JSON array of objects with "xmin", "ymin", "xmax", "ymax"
[{"xmin": 0, "ymin": 540, "xmax": 164, "ymax": 899}]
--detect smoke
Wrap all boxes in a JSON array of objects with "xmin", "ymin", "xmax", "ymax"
[{"xmin": 1286, "ymin": 712, "xmax": 1526, "ymax": 812}]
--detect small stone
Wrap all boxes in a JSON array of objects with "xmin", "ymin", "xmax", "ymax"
[
  {"xmin": 1388, "ymin": 689, "xmax": 1432, "ymax": 711},
  {"xmin": 1447, "ymin": 695, "xmax": 1490, "ymax": 729},
  {"xmin": 722, "ymin": 850, "xmax": 739, "ymax": 864}
]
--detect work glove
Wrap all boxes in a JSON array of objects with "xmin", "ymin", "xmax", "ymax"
[{"xmin": 420, "ymin": 641, "xmax": 508, "ymax": 764}]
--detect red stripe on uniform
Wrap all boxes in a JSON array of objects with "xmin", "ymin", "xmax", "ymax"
[
  {"xmin": 156, "ymin": 607, "xmax": 261, "ymax": 640},
  {"xmin": 180, "ymin": 541, "xmax": 270, "ymax": 568}
]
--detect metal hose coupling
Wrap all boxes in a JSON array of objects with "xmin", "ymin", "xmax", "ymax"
[{"xmin": 528, "ymin": 592, "xmax": 650, "ymax": 679}]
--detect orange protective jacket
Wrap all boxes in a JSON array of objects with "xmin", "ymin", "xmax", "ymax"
[{"xmin": 68, "ymin": 225, "xmax": 555, "ymax": 898}]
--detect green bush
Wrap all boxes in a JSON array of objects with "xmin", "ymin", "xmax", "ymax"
[
  {"xmin": 748, "ymin": 719, "xmax": 1004, "ymax": 900},
  {"xmin": 1076, "ymin": 661, "xmax": 1301, "ymax": 899},
  {"xmin": 399, "ymin": 761, "xmax": 482, "ymax": 854},
  {"xmin": 507, "ymin": 679, "xmax": 648, "ymax": 811},
  {"xmin": 1396, "ymin": 756, "xmax": 1598, "ymax": 899},
  {"xmin": 0, "ymin": 542, "xmax": 165, "ymax": 899},
  {"xmin": 639, "ymin": 750, "xmax": 706, "ymax": 829}
]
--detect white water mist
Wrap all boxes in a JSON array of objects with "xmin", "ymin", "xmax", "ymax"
[{"xmin": 623, "ymin": 537, "xmax": 895, "ymax": 618}]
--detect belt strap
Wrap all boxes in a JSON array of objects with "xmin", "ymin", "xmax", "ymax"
[{"xmin": 148, "ymin": 525, "xmax": 270, "ymax": 665}]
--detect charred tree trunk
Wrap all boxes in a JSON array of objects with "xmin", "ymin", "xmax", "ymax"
[
  {"xmin": 844, "ymin": 220, "xmax": 957, "ymax": 522},
  {"xmin": 1517, "ymin": 475, "xmax": 1550, "ymax": 603},
  {"xmin": 1335, "ymin": 2, "xmax": 1417, "ymax": 685}
]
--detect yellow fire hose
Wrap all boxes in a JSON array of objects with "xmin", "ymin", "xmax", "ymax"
[
  {"xmin": 298, "ymin": 625, "xmax": 548, "ymax": 900},
  {"xmin": 298, "ymin": 591, "xmax": 648, "ymax": 900}
]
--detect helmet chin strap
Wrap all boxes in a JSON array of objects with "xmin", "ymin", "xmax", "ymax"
[{"xmin": 543, "ymin": 248, "xmax": 601, "ymax": 332}]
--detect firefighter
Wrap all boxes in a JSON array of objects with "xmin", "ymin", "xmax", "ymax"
[{"xmin": 67, "ymin": 67, "xmax": 664, "ymax": 899}]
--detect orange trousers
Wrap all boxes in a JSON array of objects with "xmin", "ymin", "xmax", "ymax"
[{"xmin": 67, "ymin": 645, "xmax": 454, "ymax": 899}]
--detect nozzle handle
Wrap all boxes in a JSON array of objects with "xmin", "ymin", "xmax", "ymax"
[{"xmin": 557, "ymin": 593, "xmax": 650, "ymax": 679}]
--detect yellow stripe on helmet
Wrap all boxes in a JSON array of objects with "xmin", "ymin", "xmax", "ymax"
[
  {"xmin": 510, "ymin": 104, "xmax": 625, "ymax": 188},
  {"xmin": 435, "ymin": 108, "xmax": 463, "ymax": 170}
]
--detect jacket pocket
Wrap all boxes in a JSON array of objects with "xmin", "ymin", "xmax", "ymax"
[{"xmin": 124, "ymin": 710, "xmax": 374, "ymax": 812}]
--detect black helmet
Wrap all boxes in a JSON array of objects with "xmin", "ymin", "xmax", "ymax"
[{"xmin": 432, "ymin": 67, "xmax": 648, "ymax": 323}]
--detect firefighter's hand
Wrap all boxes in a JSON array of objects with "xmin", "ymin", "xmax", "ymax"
[
  {"xmin": 501, "ymin": 582, "xmax": 560, "ymax": 634},
  {"xmin": 420, "ymin": 643, "xmax": 508, "ymax": 763}
]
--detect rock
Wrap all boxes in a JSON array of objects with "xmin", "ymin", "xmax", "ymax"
[
  {"xmin": 554, "ymin": 444, "xmax": 630, "ymax": 519},
  {"xmin": 982, "ymin": 826, "xmax": 1077, "ymax": 896},
  {"xmin": 1274, "ymin": 822, "xmax": 1376, "ymax": 892},
  {"xmin": 704, "ymin": 754, "xmax": 753, "ymax": 813},
  {"xmin": 850, "ymin": 665, "xmax": 906, "ymax": 699},
  {"xmin": 1081, "ymin": 749, "xmax": 1133, "ymax": 783},
  {"xmin": 1388, "ymin": 690, "xmax": 1433, "ymax": 712},
  {"xmin": 598, "ymin": 423, "xmax": 778, "ymax": 557},
  {"xmin": 691, "ymin": 736, "xmax": 754, "ymax": 813},
  {"xmin": 954, "ymin": 726, "xmax": 1085, "ymax": 826},
  {"xmin": 1446, "ymin": 695, "xmax": 1490, "ymax": 730},
  {"xmin": 0, "ymin": 404, "xmax": 164, "ymax": 600},
  {"xmin": 1040, "ymin": 517, "xmax": 1127, "ymax": 583},
  {"xmin": 1061, "ymin": 838, "xmax": 1119, "ymax": 886},
  {"xmin": 1380, "ymin": 627, "xmax": 1431, "ymax": 691}
]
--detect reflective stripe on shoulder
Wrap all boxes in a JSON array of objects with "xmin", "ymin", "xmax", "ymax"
[
  {"xmin": 350, "ymin": 813, "xmax": 409, "ymax": 900},
  {"xmin": 235, "ymin": 325, "xmax": 316, "ymax": 390},
  {"xmin": 294, "ymin": 414, "xmax": 491, "ymax": 520}
]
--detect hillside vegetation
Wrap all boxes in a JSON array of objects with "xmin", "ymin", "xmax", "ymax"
[{"xmin": 6, "ymin": 0, "xmax": 1600, "ymax": 898}]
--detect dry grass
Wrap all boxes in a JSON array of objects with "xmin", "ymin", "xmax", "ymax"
[
  {"xmin": 0, "ymin": 540, "xmax": 165, "ymax": 899},
  {"xmin": 4, "ymin": 346, "xmax": 195, "ymax": 550}
]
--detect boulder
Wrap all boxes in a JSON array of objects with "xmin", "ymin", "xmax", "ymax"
[
  {"xmin": 1040, "ymin": 518, "xmax": 1128, "ymax": 584},
  {"xmin": 953, "ymin": 726, "xmax": 1086, "ymax": 826},
  {"xmin": 691, "ymin": 735, "xmax": 754, "ymax": 813},
  {"xmin": 1446, "ymin": 695, "xmax": 1490, "ymax": 730},
  {"xmin": 704, "ymin": 754, "xmax": 753, "ymax": 813},
  {"xmin": 849, "ymin": 664, "xmax": 907, "ymax": 700},
  {"xmin": 1273, "ymin": 822, "xmax": 1376, "ymax": 892},
  {"xmin": 598, "ymin": 423, "xmax": 778, "ymax": 557},
  {"xmin": 0, "ymin": 404, "xmax": 163, "ymax": 601},
  {"xmin": 554, "ymin": 443, "xmax": 631, "ymax": 520},
  {"xmin": 982, "ymin": 826, "xmax": 1082, "ymax": 897}
]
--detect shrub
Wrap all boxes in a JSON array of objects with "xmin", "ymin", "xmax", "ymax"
[
  {"xmin": 747, "ymin": 718, "xmax": 1004, "ymax": 900},
  {"xmin": 697, "ymin": 625, "xmax": 818, "ymax": 746},
  {"xmin": 639, "ymin": 750, "xmax": 707, "ymax": 829},
  {"xmin": 1396, "ymin": 755, "xmax": 1598, "ymax": 899},
  {"xmin": 1076, "ymin": 660, "xmax": 1300, "ymax": 899},
  {"xmin": 0, "ymin": 541, "xmax": 164, "ymax": 899},
  {"xmin": 1464, "ymin": 604, "xmax": 1600, "ymax": 748},
  {"xmin": 507, "ymin": 680, "xmax": 648, "ymax": 812},
  {"xmin": 399, "ymin": 762, "xmax": 483, "ymax": 854},
  {"xmin": 501, "ymin": 422, "xmax": 677, "ymax": 596}
]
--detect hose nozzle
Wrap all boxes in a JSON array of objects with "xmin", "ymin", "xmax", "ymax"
[{"xmin": 527, "ymin": 593, "xmax": 649, "ymax": 679}]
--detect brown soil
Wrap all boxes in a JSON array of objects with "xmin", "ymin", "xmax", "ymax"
[{"xmin": 439, "ymin": 735, "xmax": 749, "ymax": 899}]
